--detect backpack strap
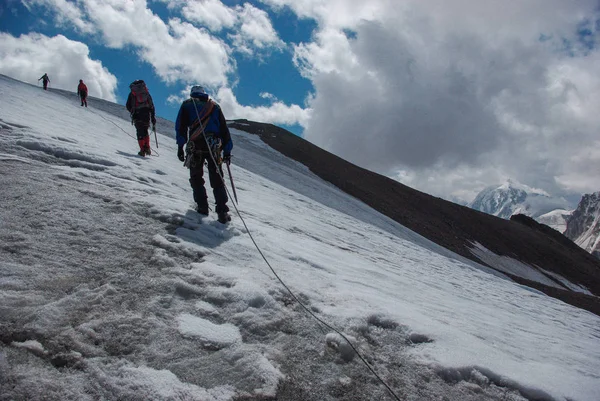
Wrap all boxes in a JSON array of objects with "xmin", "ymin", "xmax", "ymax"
[{"xmin": 189, "ymin": 100, "xmax": 216, "ymax": 142}]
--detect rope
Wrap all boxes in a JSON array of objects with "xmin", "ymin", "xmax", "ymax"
[
  {"xmin": 88, "ymin": 109, "xmax": 159, "ymax": 157},
  {"xmin": 189, "ymin": 99, "xmax": 402, "ymax": 401}
]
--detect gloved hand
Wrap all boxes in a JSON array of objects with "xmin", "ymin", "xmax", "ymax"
[
  {"xmin": 177, "ymin": 146, "xmax": 185, "ymax": 162},
  {"xmin": 223, "ymin": 153, "xmax": 231, "ymax": 166},
  {"xmin": 151, "ymin": 117, "xmax": 156, "ymax": 126},
  {"xmin": 152, "ymin": 123, "xmax": 156, "ymax": 132}
]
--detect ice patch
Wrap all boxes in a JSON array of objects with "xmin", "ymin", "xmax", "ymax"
[
  {"xmin": 540, "ymin": 268, "xmax": 593, "ymax": 295},
  {"xmin": 96, "ymin": 363, "xmax": 236, "ymax": 401},
  {"xmin": 177, "ymin": 313, "xmax": 242, "ymax": 345},
  {"xmin": 196, "ymin": 300, "xmax": 219, "ymax": 314},
  {"xmin": 469, "ymin": 242, "xmax": 562, "ymax": 288},
  {"xmin": 11, "ymin": 340, "xmax": 47, "ymax": 355}
]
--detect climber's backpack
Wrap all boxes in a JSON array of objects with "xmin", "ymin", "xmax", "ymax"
[{"xmin": 129, "ymin": 80, "xmax": 152, "ymax": 112}]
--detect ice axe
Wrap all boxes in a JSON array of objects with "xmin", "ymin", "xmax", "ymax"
[
  {"xmin": 152, "ymin": 124, "xmax": 158, "ymax": 148},
  {"xmin": 225, "ymin": 162, "xmax": 238, "ymax": 204}
]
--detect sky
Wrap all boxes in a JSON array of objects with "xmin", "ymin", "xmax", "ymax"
[
  {"xmin": 1, "ymin": 1, "xmax": 600, "ymax": 205},
  {"xmin": 2, "ymin": 74, "xmax": 600, "ymax": 401}
]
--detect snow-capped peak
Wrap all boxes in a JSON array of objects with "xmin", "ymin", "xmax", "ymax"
[
  {"xmin": 497, "ymin": 179, "xmax": 549, "ymax": 197},
  {"xmin": 469, "ymin": 179, "xmax": 570, "ymax": 220},
  {"xmin": 564, "ymin": 192, "xmax": 600, "ymax": 256}
]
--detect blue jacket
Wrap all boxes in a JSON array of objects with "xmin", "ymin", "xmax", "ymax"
[{"xmin": 175, "ymin": 94, "xmax": 232, "ymax": 155}]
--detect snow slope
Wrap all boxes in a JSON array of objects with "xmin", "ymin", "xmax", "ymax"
[{"xmin": 1, "ymin": 75, "xmax": 600, "ymax": 401}]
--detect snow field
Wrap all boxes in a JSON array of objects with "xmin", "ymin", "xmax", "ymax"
[{"xmin": 1, "ymin": 75, "xmax": 600, "ymax": 400}]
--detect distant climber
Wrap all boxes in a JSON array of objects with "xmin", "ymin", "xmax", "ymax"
[
  {"xmin": 77, "ymin": 79, "xmax": 88, "ymax": 107},
  {"xmin": 175, "ymin": 85, "xmax": 233, "ymax": 224},
  {"xmin": 38, "ymin": 73, "xmax": 50, "ymax": 90},
  {"xmin": 126, "ymin": 80, "xmax": 156, "ymax": 157}
]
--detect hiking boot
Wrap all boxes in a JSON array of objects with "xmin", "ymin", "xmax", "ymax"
[
  {"xmin": 138, "ymin": 150, "xmax": 145, "ymax": 156},
  {"xmin": 145, "ymin": 147, "xmax": 151, "ymax": 156},
  {"xmin": 196, "ymin": 205, "xmax": 209, "ymax": 216},
  {"xmin": 217, "ymin": 212, "xmax": 231, "ymax": 224}
]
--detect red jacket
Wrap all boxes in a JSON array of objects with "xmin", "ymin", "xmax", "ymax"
[{"xmin": 78, "ymin": 82, "xmax": 88, "ymax": 97}]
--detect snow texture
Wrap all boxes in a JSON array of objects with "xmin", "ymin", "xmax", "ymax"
[{"xmin": 1, "ymin": 74, "xmax": 600, "ymax": 401}]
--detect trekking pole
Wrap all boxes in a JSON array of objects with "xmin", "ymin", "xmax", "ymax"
[
  {"xmin": 153, "ymin": 125, "xmax": 158, "ymax": 148},
  {"xmin": 226, "ymin": 162, "xmax": 238, "ymax": 204}
]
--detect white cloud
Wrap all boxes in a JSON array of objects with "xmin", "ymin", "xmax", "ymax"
[
  {"xmin": 0, "ymin": 32, "xmax": 117, "ymax": 101},
  {"xmin": 216, "ymin": 87, "xmax": 310, "ymax": 127},
  {"xmin": 293, "ymin": 28, "xmax": 358, "ymax": 78},
  {"xmin": 23, "ymin": 0, "xmax": 234, "ymax": 86},
  {"xmin": 264, "ymin": 0, "xmax": 600, "ymax": 202},
  {"xmin": 260, "ymin": 0, "xmax": 386, "ymax": 28},
  {"xmin": 259, "ymin": 92, "xmax": 277, "ymax": 101},
  {"xmin": 180, "ymin": 0, "xmax": 237, "ymax": 31},
  {"xmin": 22, "ymin": 0, "xmax": 284, "ymax": 86},
  {"xmin": 229, "ymin": 3, "xmax": 285, "ymax": 55},
  {"xmin": 83, "ymin": 0, "xmax": 233, "ymax": 86},
  {"xmin": 175, "ymin": 1, "xmax": 285, "ymax": 55},
  {"xmin": 22, "ymin": 0, "xmax": 94, "ymax": 33},
  {"xmin": 262, "ymin": 0, "xmax": 593, "ymax": 35}
]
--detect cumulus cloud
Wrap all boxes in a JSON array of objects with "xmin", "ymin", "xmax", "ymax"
[
  {"xmin": 24, "ymin": 0, "xmax": 234, "ymax": 86},
  {"xmin": 216, "ymin": 87, "xmax": 310, "ymax": 127},
  {"xmin": 229, "ymin": 3, "xmax": 285, "ymax": 55},
  {"xmin": 22, "ymin": 0, "xmax": 94, "ymax": 33},
  {"xmin": 180, "ymin": 0, "xmax": 237, "ymax": 31},
  {"xmin": 263, "ymin": 0, "xmax": 600, "ymax": 201},
  {"xmin": 82, "ymin": 0, "xmax": 233, "ymax": 86},
  {"xmin": 175, "ymin": 1, "xmax": 285, "ymax": 55},
  {"xmin": 0, "ymin": 32, "xmax": 117, "ymax": 101},
  {"xmin": 260, "ymin": 0, "xmax": 385, "ymax": 29}
]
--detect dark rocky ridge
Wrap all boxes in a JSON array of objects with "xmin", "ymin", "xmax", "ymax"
[{"xmin": 229, "ymin": 119, "xmax": 600, "ymax": 316}]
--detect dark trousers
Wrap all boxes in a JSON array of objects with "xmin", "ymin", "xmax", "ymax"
[
  {"xmin": 134, "ymin": 121, "xmax": 149, "ymax": 140},
  {"xmin": 189, "ymin": 152, "xmax": 229, "ymax": 214},
  {"xmin": 43, "ymin": 81, "xmax": 48, "ymax": 90},
  {"xmin": 80, "ymin": 94, "xmax": 87, "ymax": 107}
]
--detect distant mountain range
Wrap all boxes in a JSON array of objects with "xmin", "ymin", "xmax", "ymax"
[
  {"xmin": 468, "ymin": 180, "xmax": 600, "ymax": 258},
  {"xmin": 467, "ymin": 180, "xmax": 572, "ymax": 221}
]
